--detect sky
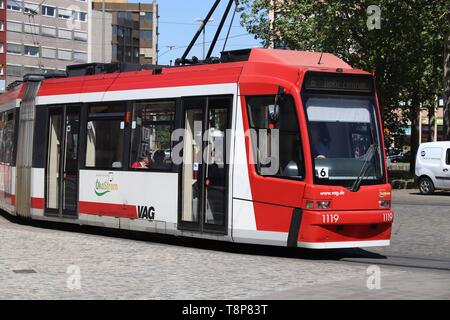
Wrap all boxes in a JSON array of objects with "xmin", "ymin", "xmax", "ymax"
[{"xmin": 128, "ymin": 0, "xmax": 262, "ymax": 65}]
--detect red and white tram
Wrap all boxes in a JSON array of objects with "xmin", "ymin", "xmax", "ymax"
[{"xmin": 0, "ymin": 48, "xmax": 394, "ymax": 249}]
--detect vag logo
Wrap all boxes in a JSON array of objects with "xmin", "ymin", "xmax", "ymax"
[{"xmin": 138, "ymin": 206, "xmax": 155, "ymax": 221}]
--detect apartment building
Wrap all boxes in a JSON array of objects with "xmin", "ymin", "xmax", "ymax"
[
  {"xmin": 5, "ymin": 0, "xmax": 91, "ymax": 85},
  {"xmin": 92, "ymin": 0, "xmax": 158, "ymax": 65}
]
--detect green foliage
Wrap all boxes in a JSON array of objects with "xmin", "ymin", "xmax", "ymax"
[{"xmin": 239, "ymin": 0, "xmax": 450, "ymax": 147}]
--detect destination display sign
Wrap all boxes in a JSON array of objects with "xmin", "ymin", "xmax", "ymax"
[{"xmin": 303, "ymin": 72, "xmax": 374, "ymax": 93}]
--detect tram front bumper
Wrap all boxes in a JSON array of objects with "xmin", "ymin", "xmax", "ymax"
[{"xmin": 297, "ymin": 209, "xmax": 394, "ymax": 249}]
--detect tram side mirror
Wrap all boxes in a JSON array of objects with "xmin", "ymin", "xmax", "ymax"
[
  {"xmin": 269, "ymin": 86, "xmax": 285, "ymax": 124},
  {"xmin": 268, "ymin": 104, "xmax": 280, "ymax": 124}
]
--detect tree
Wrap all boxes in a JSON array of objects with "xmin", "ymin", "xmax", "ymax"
[
  {"xmin": 239, "ymin": 0, "xmax": 450, "ymax": 171},
  {"xmin": 444, "ymin": 33, "xmax": 450, "ymax": 140}
]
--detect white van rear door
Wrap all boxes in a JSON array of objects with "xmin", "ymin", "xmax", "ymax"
[
  {"xmin": 440, "ymin": 148, "xmax": 450, "ymax": 188},
  {"xmin": 420, "ymin": 147, "xmax": 444, "ymax": 187}
]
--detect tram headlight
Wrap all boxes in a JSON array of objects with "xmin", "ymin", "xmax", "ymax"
[
  {"xmin": 306, "ymin": 201, "xmax": 315, "ymax": 209},
  {"xmin": 316, "ymin": 201, "xmax": 331, "ymax": 209},
  {"xmin": 305, "ymin": 200, "xmax": 332, "ymax": 210},
  {"xmin": 379, "ymin": 200, "xmax": 391, "ymax": 209}
]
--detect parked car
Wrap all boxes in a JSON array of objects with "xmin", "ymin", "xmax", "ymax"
[
  {"xmin": 387, "ymin": 151, "xmax": 411, "ymax": 164},
  {"xmin": 415, "ymin": 142, "xmax": 450, "ymax": 194}
]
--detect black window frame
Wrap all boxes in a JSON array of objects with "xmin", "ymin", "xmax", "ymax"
[
  {"xmin": 129, "ymin": 99, "xmax": 176, "ymax": 173},
  {"xmin": 301, "ymin": 92, "xmax": 386, "ymax": 187},
  {"xmin": 0, "ymin": 110, "xmax": 17, "ymax": 165},
  {"xmin": 446, "ymin": 148, "xmax": 450, "ymax": 165},
  {"xmin": 84, "ymin": 102, "xmax": 127, "ymax": 171},
  {"xmin": 246, "ymin": 94, "xmax": 305, "ymax": 181}
]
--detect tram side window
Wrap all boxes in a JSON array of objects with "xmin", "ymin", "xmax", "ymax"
[
  {"xmin": 446, "ymin": 149, "xmax": 450, "ymax": 165},
  {"xmin": 85, "ymin": 104, "xmax": 125, "ymax": 169},
  {"xmin": 246, "ymin": 95, "xmax": 304, "ymax": 179},
  {"xmin": 130, "ymin": 100, "xmax": 175, "ymax": 170},
  {"xmin": 0, "ymin": 112, "xmax": 15, "ymax": 165}
]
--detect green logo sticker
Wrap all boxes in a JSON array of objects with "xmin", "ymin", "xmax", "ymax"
[{"xmin": 94, "ymin": 179, "xmax": 118, "ymax": 197}]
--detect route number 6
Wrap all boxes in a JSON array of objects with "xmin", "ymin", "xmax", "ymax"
[{"xmin": 317, "ymin": 167, "xmax": 329, "ymax": 179}]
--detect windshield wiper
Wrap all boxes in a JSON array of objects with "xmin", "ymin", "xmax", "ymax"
[{"xmin": 350, "ymin": 144, "xmax": 378, "ymax": 192}]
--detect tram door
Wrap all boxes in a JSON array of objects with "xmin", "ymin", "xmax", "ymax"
[
  {"xmin": 45, "ymin": 106, "xmax": 80, "ymax": 217},
  {"xmin": 179, "ymin": 96, "xmax": 231, "ymax": 234}
]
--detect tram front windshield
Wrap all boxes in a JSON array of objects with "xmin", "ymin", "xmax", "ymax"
[{"xmin": 303, "ymin": 94, "xmax": 384, "ymax": 187}]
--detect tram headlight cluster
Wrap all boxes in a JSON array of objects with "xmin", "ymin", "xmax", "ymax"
[{"xmin": 305, "ymin": 200, "xmax": 332, "ymax": 210}]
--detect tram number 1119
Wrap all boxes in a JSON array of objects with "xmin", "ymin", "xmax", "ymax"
[{"xmin": 322, "ymin": 214, "xmax": 340, "ymax": 224}]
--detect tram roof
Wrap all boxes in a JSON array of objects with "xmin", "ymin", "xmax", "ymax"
[
  {"xmin": 0, "ymin": 83, "xmax": 24, "ymax": 107},
  {"xmin": 0, "ymin": 48, "xmax": 369, "ymax": 104}
]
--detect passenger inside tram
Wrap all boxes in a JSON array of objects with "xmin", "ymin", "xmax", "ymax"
[
  {"xmin": 151, "ymin": 150, "xmax": 167, "ymax": 170},
  {"xmin": 131, "ymin": 156, "xmax": 150, "ymax": 169},
  {"xmin": 310, "ymin": 123, "xmax": 331, "ymax": 159}
]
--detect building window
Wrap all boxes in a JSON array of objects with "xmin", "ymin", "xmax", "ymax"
[
  {"xmin": 140, "ymin": 30, "xmax": 152, "ymax": 41},
  {"xmin": 130, "ymin": 101, "xmax": 175, "ymax": 171},
  {"xmin": 0, "ymin": 42, "xmax": 3, "ymax": 54},
  {"xmin": 7, "ymin": 0, "xmax": 21, "ymax": 12},
  {"xmin": 73, "ymin": 51, "xmax": 87, "ymax": 62},
  {"xmin": 85, "ymin": 104, "xmax": 126, "ymax": 169},
  {"xmin": 42, "ymin": 5, "xmax": 56, "ymax": 17},
  {"xmin": 6, "ymin": 64, "xmax": 22, "ymax": 77},
  {"xmin": 74, "ymin": 11, "xmax": 87, "ymax": 22},
  {"xmin": 23, "ymin": 2, "xmax": 39, "ymax": 15},
  {"xmin": 24, "ymin": 45, "xmax": 39, "ymax": 57},
  {"xmin": 7, "ymin": 43, "xmax": 22, "ymax": 55},
  {"xmin": 140, "ymin": 12, "xmax": 152, "ymax": 23},
  {"xmin": 57, "ymin": 49, "xmax": 72, "ymax": 60},
  {"xmin": 7, "ymin": 21, "xmax": 22, "ymax": 33},
  {"xmin": 41, "ymin": 47, "xmax": 56, "ymax": 59},
  {"xmin": 117, "ymin": 27, "xmax": 124, "ymax": 39},
  {"xmin": 58, "ymin": 8, "xmax": 73, "ymax": 20},
  {"xmin": 41, "ymin": 26, "xmax": 57, "ymax": 37},
  {"xmin": 74, "ymin": 31, "xmax": 87, "ymax": 42},
  {"xmin": 58, "ymin": 28, "xmax": 72, "ymax": 40},
  {"xmin": 24, "ymin": 23, "xmax": 39, "ymax": 35},
  {"xmin": 112, "ymin": 44, "xmax": 117, "ymax": 57},
  {"xmin": 0, "ymin": 21, "xmax": 4, "ymax": 32},
  {"xmin": 117, "ymin": 11, "xmax": 126, "ymax": 20}
]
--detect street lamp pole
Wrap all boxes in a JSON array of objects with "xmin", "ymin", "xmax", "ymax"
[
  {"xmin": 202, "ymin": 28, "xmax": 206, "ymax": 60},
  {"xmin": 194, "ymin": 18, "xmax": 214, "ymax": 60}
]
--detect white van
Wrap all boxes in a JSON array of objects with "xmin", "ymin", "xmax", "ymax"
[{"xmin": 415, "ymin": 142, "xmax": 450, "ymax": 194}]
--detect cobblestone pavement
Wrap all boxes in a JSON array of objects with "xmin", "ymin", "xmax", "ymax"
[
  {"xmin": 369, "ymin": 190, "xmax": 450, "ymax": 260},
  {"xmin": 0, "ymin": 190, "xmax": 449, "ymax": 300}
]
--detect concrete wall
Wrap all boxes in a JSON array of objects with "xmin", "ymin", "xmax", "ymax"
[{"xmin": 89, "ymin": 10, "xmax": 112, "ymax": 63}]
